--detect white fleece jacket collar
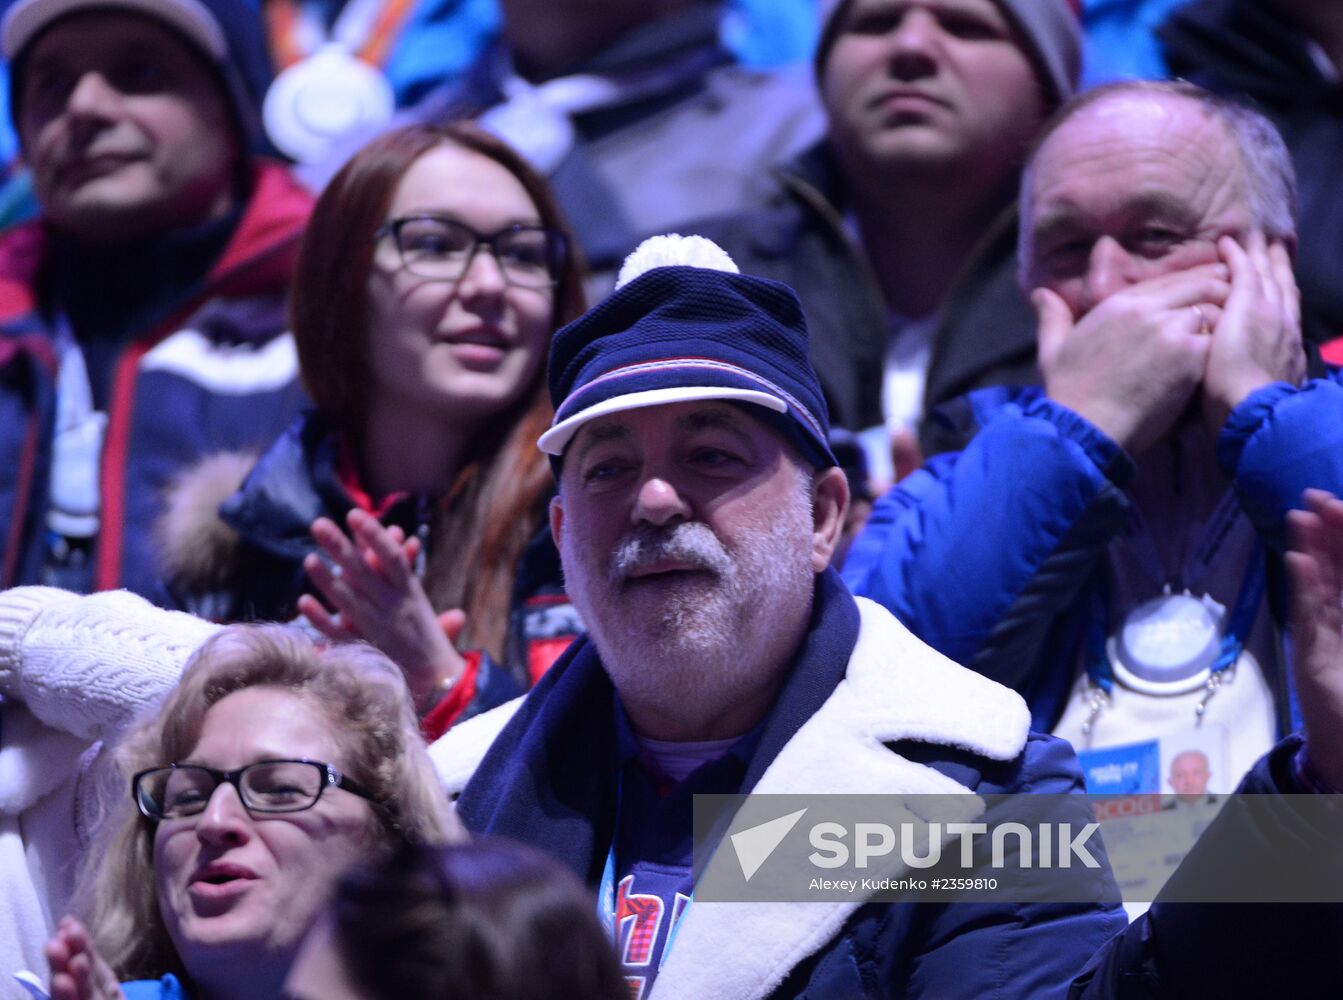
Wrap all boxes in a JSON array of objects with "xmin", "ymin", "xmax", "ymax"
[
  {"xmin": 429, "ymin": 598, "xmax": 1031, "ymax": 1000},
  {"xmin": 652, "ymin": 598, "xmax": 1029, "ymax": 1000}
]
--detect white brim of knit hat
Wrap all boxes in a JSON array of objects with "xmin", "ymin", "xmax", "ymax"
[
  {"xmin": 538, "ymin": 386, "xmax": 786, "ymax": 457},
  {"xmin": 3, "ymin": 0, "xmax": 227, "ymax": 59}
]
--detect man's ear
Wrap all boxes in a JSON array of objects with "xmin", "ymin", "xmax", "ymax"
[
  {"xmin": 549, "ymin": 493, "xmax": 565, "ymax": 549},
  {"xmin": 810, "ymin": 465, "xmax": 850, "ymax": 572}
]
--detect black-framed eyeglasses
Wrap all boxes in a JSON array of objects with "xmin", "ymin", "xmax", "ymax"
[
  {"xmin": 373, "ymin": 215, "xmax": 567, "ymax": 288},
  {"xmin": 132, "ymin": 759, "xmax": 378, "ymax": 821}
]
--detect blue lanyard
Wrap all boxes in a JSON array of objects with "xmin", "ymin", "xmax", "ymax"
[
  {"xmin": 597, "ymin": 776, "xmax": 620, "ymax": 937},
  {"xmin": 1085, "ymin": 539, "xmax": 1266, "ymax": 695}
]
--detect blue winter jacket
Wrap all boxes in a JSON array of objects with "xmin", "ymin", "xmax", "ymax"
[{"xmin": 843, "ymin": 378, "xmax": 1343, "ymax": 732}]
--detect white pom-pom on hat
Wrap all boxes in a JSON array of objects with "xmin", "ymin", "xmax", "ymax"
[{"xmin": 614, "ymin": 234, "xmax": 740, "ymax": 290}]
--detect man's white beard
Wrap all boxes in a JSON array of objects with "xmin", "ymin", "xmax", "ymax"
[
  {"xmin": 565, "ymin": 495, "xmax": 816, "ymax": 723},
  {"xmin": 608, "ymin": 520, "xmax": 742, "ymax": 651}
]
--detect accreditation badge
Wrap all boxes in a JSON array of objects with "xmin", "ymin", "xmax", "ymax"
[{"xmin": 1108, "ymin": 590, "xmax": 1225, "ymax": 695}]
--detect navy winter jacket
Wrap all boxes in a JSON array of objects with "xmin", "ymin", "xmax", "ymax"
[{"xmin": 0, "ymin": 162, "xmax": 311, "ymax": 597}]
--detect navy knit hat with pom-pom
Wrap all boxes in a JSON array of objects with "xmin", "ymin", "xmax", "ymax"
[{"xmin": 540, "ymin": 234, "xmax": 837, "ymax": 472}]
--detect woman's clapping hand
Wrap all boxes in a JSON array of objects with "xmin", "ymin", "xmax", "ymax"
[
  {"xmin": 45, "ymin": 918, "xmax": 125, "ymax": 1000},
  {"xmin": 299, "ymin": 509, "xmax": 466, "ymax": 710}
]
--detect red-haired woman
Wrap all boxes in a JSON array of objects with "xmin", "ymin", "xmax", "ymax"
[{"xmin": 157, "ymin": 122, "xmax": 586, "ymax": 736}]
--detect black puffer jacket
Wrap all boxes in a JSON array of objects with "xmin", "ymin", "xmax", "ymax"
[{"xmin": 159, "ymin": 411, "xmax": 578, "ymax": 717}]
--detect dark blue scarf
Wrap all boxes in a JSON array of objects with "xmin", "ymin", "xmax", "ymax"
[{"xmin": 455, "ymin": 568, "xmax": 861, "ymax": 885}]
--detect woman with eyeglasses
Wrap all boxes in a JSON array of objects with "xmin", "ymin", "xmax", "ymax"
[
  {"xmin": 156, "ymin": 122, "xmax": 587, "ymax": 736},
  {"xmin": 42, "ymin": 624, "xmax": 460, "ymax": 1000}
]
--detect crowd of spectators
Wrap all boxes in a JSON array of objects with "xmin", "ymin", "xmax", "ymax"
[{"xmin": 1, "ymin": 0, "xmax": 1342, "ymax": 997}]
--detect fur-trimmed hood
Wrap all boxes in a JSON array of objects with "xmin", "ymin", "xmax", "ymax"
[
  {"xmin": 153, "ymin": 411, "xmax": 348, "ymax": 616},
  {"xmin": 155, "ymin": 449, "xmax": 258, "ymax": 593}
]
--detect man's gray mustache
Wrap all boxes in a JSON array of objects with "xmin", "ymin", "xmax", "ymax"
[{"xmin": 609, "ymin": 523, "xmax": 733, "ymax": 583}]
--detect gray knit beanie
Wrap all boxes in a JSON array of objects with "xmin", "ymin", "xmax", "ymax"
[{"xmin": 814, "ymin": 0, "xmax": 1081, "ymax": 110}]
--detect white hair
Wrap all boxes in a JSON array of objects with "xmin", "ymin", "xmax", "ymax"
[{"xmin": 1019, "ymin": 80, "xmax": 1297, "ymax": 267}]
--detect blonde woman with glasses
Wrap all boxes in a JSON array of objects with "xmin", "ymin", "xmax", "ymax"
[{"xmin": 42, "ymin": 623, "xmax": 459, "ymax": 1000}]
